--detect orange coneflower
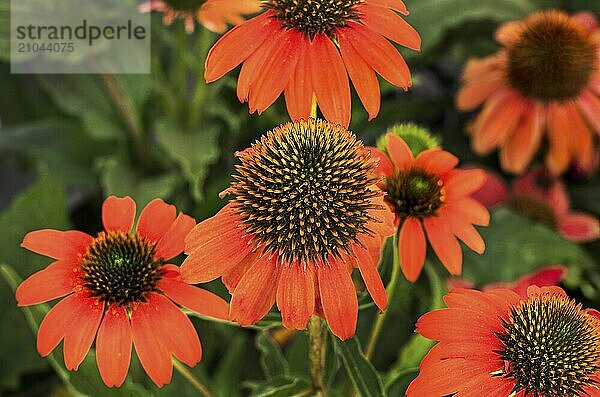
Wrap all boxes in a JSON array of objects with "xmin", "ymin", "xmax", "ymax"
[
  {"xmin": 457, "ymin": 10, "xmax": 600, "ymax": 175},
  {"xmin": 204, "ymin": 0, "xmax": 421, "ymax": 127},
  {"xmin": 367, "ymin": 134, "xmax": 489, "ymax": 282},
  {"xmin": 407, "ymin": 286, "xmax": 600, "ymax": 397},
  {"xmin": 139, "ymin": 0, "xmax": 261, "ymax": 33},
  {"xmin": 180, "ymin": 119, "xmax": 396, "ymax": 340},
  {"xmin": 16, "ymin": 196, "xmax": 229, "ymax": 387}
]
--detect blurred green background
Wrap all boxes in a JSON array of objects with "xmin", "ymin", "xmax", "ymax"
[{"xmin": 0, "ymin": 0, "xmax": 598, "ymax": 396}]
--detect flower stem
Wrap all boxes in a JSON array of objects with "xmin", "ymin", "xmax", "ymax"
[
  {"xmin": 172, "ymin": 359, "xmax": 214, "ymax": 397},
  {"xmin": 308, "ymin": 316, "xmax": 327, "ymax": 397},
  {"xmin": 365, "ymin": 233, "xmax": 400, "ymax": 360}
]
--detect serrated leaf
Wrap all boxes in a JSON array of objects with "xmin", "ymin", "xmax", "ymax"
[
  {"xmin": 256, "ymin": 331, "xmax": 289, "ymax": 380},
  {"xmin": 333, "ymin": 337, "xmax": 385, "ymax": 397},
  {"xmin": 156, "ymin": 121, "xmax": 220, "ymax": 202}
]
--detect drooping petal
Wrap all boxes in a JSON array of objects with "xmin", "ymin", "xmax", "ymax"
[
  {"xmin": 342, "ymin": 21, "xmax": 411, "ymax": 90},
  {"xmin": 352, "ymin": 244, "xmax": 387, "ymax": 311},
  {"xmin": 237, "ymin": 34, "xmax": 278, "ymax": 103},
  {"xmin": 338, "ymin": 31, "xmax": 381, "ymax": 120},
  {"xmin": 317, "ymin": 260, "xmax": 358, "ymax": 340},
  {"xmin": 230, "ymin": 256, "xmax": 279, "ymax": 326},
  {"xmin": 21, "ymin": 230, "xmax": 93, "ymax": 261},
  {"xmin": 154, "ymin": 213, "xmax": 196, "ymax": 261},
  {"xmin": 16, "ymin": 260, "xmax": 81, "ymax": 306},
  {"xmin": 62, "ymin": 295, "xmax": 104, "ymax": 370},
  {"xmin": 443, "ymin": 169, "xmax": 487, "ymax": 200},
  {"xmin": 446, "ymin": 198, "xmax": 490, "ymax": 226},
  {"xmin": 159, "ymin": 267, "xmax": 229, "ymax": 321},
  {"xmin": 222, "ymin": 250, "xmax": 262, "ymax": 293},
  {"xmin": 284, "ymin": 39, "xmax": 313, "ymax": 121},
  {"xmin": 546, "ymin": 102, "xmax": 571, "ymax": 174},
  {"xmin": 415, "ymin": 148, "xmax": 458, "ymax": 176},
  {"xmin": 399, "ymin": 217, "xmax": 427, "ymax": 282},
  {"xmin": 558, "ymin": 213, "xmax": 600, "ymax": 242},
  {"xmin": 96, "ymin": 306, "xmax": 132, "ymax": 388},
  {"xmin": 424, "ymin": 217, "xmax": 463, "ymax": 276},
  {"xmin": 565, "ymin": 101, "xmax": 594, "ymax": 169},
  {"xmin": 367, "ymin": 0, "xmax": 408, "ymax": 15},
  {"xmin": 205, "ymin": 11, "xmax": 277, "ymax": 82},
  {"xmin": 577, "ymin": 89, "xmax": 600, "ymax": 132},
  {"xmin": 357, "ymin": 4, "xmax": 421, "ymax": 51},
  {"xmin": 248, "ymin": 29, "xmax": 301, "ymax": 114},
  {"xmin": 441, "ymin": 207, "xmax": 485, "ymax": 254},
  {"xmin": 276, "ymin": 264, "xmax": 315, "ymax": 330},
  {"xmin": 386, "ymin": 134, "xmax": 413, "ymax": 169},
  {"xmin": 456, "ymin": 77, "xmax": 504, "ymax": 110},
  {"xmin": 309, "ymin": 34, "xmax": 351, "ymax": 127},
  {"xmin": 136, "ymin": 199, "xmax": 176, "ymax": 244},
  {"xmin": 102, "ymin": 196, "xmax": 136, "ymax": 233},
  {"xmin": 499, "ymin": 102, "xmax": 543, "ymax": 174}
]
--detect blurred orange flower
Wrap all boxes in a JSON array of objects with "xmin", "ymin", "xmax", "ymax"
[
  {"xmin": 180, "ymin": 119, "xmax": 395, "ymax": 340},
  {"xmin": 204, "ymin": 0, "xmax": 421, "ymax": 127},
  {"xmin": 16, "ymin": 196, "xmax": 229, "ymax": 387},
  {"xmin": 457, "ymin": 10, "xmax": 600, "ymax": 175},
  {"xmin": 139, "ymin": 0, "xmax": 261, "ymax": 33},
  {"xmin": 367, "ymin": 134, "xmax": 489, "ymax": 282},
  {"xmin": 408, "ymin": 286, "xmax": 600, "ymax": 397}
]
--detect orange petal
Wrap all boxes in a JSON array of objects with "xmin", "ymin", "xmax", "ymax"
[
  {"xmin": 443, "ymin": 169, "xmax": 487, "ymax": 200},
  {"xmin": 237, "ymin": 35, "xmax": 277, "ymax": 103},
  {"xmin": 248, "ymin": 29, "xmax": 302, "ymax": 114},
  {"xmin": 222, "ymin": 250, "xmax": 262, "ymax": 293},
  {"xmin": 276, "ymin": 264, "xmax": 315, "ymax": 330},
  {"xmin": 399, "ymin": 217, "xmax": 427, "ymax": 282},
  {"xmin": 96, "ymin": 306, "xmax": 132, "ymax": 388},
  {"xmin": 159, "ymin": 269, "xmax": 229, "ymax": 321},
  {"xmin": 558, "ymin": 212, "xmax": 600, "ymax": 242},
  {"xmin": 309, "ymin": 34, "xmax": 351, "ymax": 127},
  {"xmin": 205, "ymin": 11, "xmax": 276, "ymax": 82},
  {"xmin": 102, "ymin": 196, "xmax": 136, "ymax": 233},
  {"xmin": 386, "ymin": 133, "xmax": 413, "ymax": 169},
  {"xmin": 136, "ymin": 199, "xmax": 176, "ymax": 244},
  {"xmin": 499, "ymin": 102, "xmax": 543, "ymax": 174},
  {"xmin": 352, "ymin": 244, "xmax": 387, "ymax": 311},
  {"xmin": 565, "ymin": 102, "xmax": 594, "ymax": 169},
  {"xmin": 546, "ymin": 102, "xmax": 571, "ymax": 174},
  {"xmin": 577, "ymin": 89, "xmax": 600, "ymax": 132},
  {"xmin": 317, "ymin": 260, "xmax": 358, "ymax": 340},
  {"xmin": 130, "ymin": 294, "xmax": 174, "ymax": 387},
  {"xmin": 284, "ymin": 39, "xmax": 312, "ymax": 121},
  {"xmin": 365, "ymin": 147, "xmax": 393, "ymax": 177},
  {"xmin": 21, "ymin": 229, "xmax": 93, "ymax": 261},
  {"xmin": 62, "ymin": 295, "xmax": 104, "ymax": 370},
  {"xmin": 338, "ymin": 31, "xmax": 381, "ymax": 120},
  {"xmin": 357, "ymin": 4, "xmax": 420, "ymax": 51},
  {"xmin": 456, "ymin": 77, "xmax": 504, "ymax": 110},
  {"xmin": 441, "ymin": 207, "xmax": 486, "ymax": 254},
  {"xmin": 446, "ymin": 198, "xmax": 490, "ymax": 226},
  {"xmin": 230, "ymin": 257, "xmax": 278, "ymax": 326},
  {"xmin": 154, "ymin": 213, "xmax": 196, "ymax": 261},
  {"xmin": 424, "ymin": 217, "xmax": 463, "ymax": 276},
  {"xmin": 16, "ymin": 260, "xmax": 81, "ymax": 306},
  {"xmin": 415, "ymin": 148, "xmax": 458, "ymax": 175},
  {"xmin": 342, "ymin": 21, "xmax": 411, "ymax": 89},
  {"xmin": 367, "ymin": 0, "xmax": 408, "ymax": 15}
]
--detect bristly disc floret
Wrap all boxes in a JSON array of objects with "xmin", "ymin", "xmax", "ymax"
[
  {"xmin": 264, "ymin": 0, "xmax": 363, "ymax": 38},
  {"xmin": 496, "ymin": 294, "xmax": 600, "ymax": 396},
  {"xmin": 231, "ymin": 118, "xmax": 380, "ymax": 266},
  {"xmin": 385, "ymin": 169, "xmax": 445, "ymax": 219},
  {"xmin": 507, "ymin": 10, "xmax": 596, "ymax": 102},
  {"xmin": 80, "ymin": 231, "xmax": 163, "ymax": 306}
]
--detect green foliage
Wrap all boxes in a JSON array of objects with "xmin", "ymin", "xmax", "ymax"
[
  {"xmin": 256, "ymin": 332, "xmax": 289, "ymax": 380},
  {"xmin": 333, "ymin": 337, "xmax": 386, "ymax": 397}
]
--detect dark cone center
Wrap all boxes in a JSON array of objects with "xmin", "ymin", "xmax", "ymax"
[{"xmin": 384, "ymin": 168, "xmax": 445, "ymax": 219}]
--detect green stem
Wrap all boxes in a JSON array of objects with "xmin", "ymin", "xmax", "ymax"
[
  {"xmin": 172, "ymin": 359, "xmax": 214, "ymax": 397},
  {"xmin": 190, "ymin": 26, "xmax": 212, "ymax": 127},
  {"xmin": 365, "ymin": 233, "xmax": 400, "ymax": 360},
  {"xmin": 308, "ymin": 316, "xmax": 327, "ymax": 397}
]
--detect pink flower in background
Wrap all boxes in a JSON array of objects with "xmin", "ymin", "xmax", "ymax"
[{"xmin": 472, "ymin": 166, "xmax": 599, "ymax": 242}]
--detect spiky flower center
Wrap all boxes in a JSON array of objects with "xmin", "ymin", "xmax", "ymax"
[
  {"xmin": 80, "ymin": 231, "xmax": 163, "ymax": 306},
  {"xmin": 385, "ymin": 168, "xmax": 445, "ymax": 219},
  {"xmin": 507, "ymin": 10, "xmax": 596, "ymax": 102},
  {"xmin": 496, "ymin": 294, "xmax": 600, "ymax": 396},
  {"xmin": 231, "ymin": 118, "xmax": 380, "ymax": 266},
  {"xmin": 162, "ymin": 0, "xmax": 206, "ymax": 12},
  {"xmin": 265, "ymin": 0, "xmax": 363, "ymax": 38}
]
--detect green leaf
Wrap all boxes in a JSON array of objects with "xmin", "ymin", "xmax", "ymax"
[
  {"xmin": 256, "ymin": 331, "xmax": 289, "ymax": 380},
  {"xmin": 248, "ymin": 376, "xmax": 311, "ymax": 397},
  {"xmin": 213, "ymin": 335, "xmax": 247, "ymax": 397},
  {"xmin": 156, "ymin": 121, "xmax": 220, "ymax": 202},
  {"xmin": 333, "ymin": 337, "xmax": 385, "ymax": 397},
  {"xmin": 461, "ymin": 207, "xmax": 593, "ymax": 285},
  {"xmin": 97, "ymin": 156, "xmax": 178, "ymax": 208}
]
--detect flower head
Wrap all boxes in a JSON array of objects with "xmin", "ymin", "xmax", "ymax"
[
  {"xmin": 472, "ymin": 166, "xmax": 600, "ymax": 242},
  {"xmin": 16, "ymin": 196, "xmax": 229, "ymax": 387},
  {"xmin": 139, "ymin": 0, "xmax": 261, "ymax": 33},
  {"xmin": 204, "ymin": 0, "xmax": 421, "ymax": 127},
  {"xmin": 181, "ymin": 119, "xmax": 395, "ymax": 340},
  {"xmin": 408, "ymin": 286, "xmax": 600, "ymax": 397},
  {"xmin": 367, "ymin": 134, "xmax": 489, "ymax": 282},
  {"xmin": 457, "ymin": 10, "xmax": 600, "ymax": 174}
]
